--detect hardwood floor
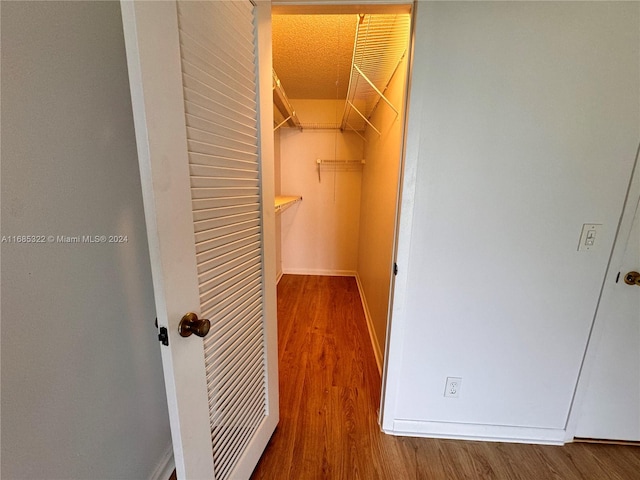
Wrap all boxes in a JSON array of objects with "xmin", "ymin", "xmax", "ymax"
[{"xmin": 250, "ymin": 275, "xmax": 640, "ymax": 480}]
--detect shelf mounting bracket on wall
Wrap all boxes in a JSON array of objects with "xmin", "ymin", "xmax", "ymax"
[
  {"xmin": 346, "ymin": 100, "xmax": 381, "ymax": 136},
  {"xmin": 352, "ymin": 64, "xmax": 399, "ymax": 116}
]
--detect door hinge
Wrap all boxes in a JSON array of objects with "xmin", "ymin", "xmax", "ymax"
[
  {"xmin": 393, "ymin": 262, "xmax": 398, "ymax": 276},
  {"xmin": 158, "ymin": 327, "xmax": 169, "ymax": 346},
  {"xmin": 155, "ymin": 318, "xmax": 169, "ymax": 346}
]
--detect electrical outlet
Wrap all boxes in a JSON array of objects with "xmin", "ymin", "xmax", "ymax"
[{"xmin": 444, "ymin": 377, "xmax": 462, "ymax": 398}]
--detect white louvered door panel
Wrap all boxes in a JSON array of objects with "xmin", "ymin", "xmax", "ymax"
[
  {"xmin": 178, "ymin": 3, "xmax": 268, "ymax": 477},
  {"xmin": 121, "ymin": 1, "xmax": 278, "ymax": 479}
]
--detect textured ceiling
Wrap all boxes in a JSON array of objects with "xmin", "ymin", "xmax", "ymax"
[{"xmin": 272, "ymin": 15, "xmax": 357, "ymax": 99}]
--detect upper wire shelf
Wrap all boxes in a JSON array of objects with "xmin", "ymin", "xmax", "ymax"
[
  {"xmin": 340, "ymin": 14, "xmax": 410, "ymax": 134},
  {"xmin": 273, "ymin": 69, "xmax": 302, "ymax": 132}
]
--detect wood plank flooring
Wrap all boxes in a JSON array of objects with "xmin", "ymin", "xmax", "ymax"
[{"xmin": 251, "ymin": 275, "xmax": 640, "ymax": 480}]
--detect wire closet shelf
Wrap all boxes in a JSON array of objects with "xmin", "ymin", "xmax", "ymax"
[
  {"xmin": 340, "ymin": 13, "xmax": 410, "ymax": 135},
  {"xmin": 316, "ymin": 158, "xmax": 365, "ymax": 182},
  {"xmin": 272, "ymin": 13, "xmax": 410, "ymax": 137}
]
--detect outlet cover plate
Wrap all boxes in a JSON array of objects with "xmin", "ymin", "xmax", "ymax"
[{"xmin": 444, "ymin": 377, "xmax": 462, "ymax": 398}]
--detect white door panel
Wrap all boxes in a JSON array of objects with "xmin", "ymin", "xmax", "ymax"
[
  {"xmin": 121, "ymin": 1, "xmax": 278, "ymax": 478},
  {"xmin": 575, "ymin": 144, "xmax": 640, "ymax": 441}
]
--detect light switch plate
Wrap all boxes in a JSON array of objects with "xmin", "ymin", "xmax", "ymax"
[{"xmin": 578, "ymin": 224, "xmax": 602, "ymax": 251}]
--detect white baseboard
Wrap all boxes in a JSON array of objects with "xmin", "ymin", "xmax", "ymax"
[
  {"xmin": 387, "ymin": 419, "xmax": 567, "ymax": 445},
  {"xmin": 282, "ymin": 268, "xmax": 357, "ymax": 277},
  {"xmin": 276, "ymin": 270, "xmax": 283, "ymax": 284},
  {"xmin": 354, "ymin": 273, "xmax": 383, "ymax": 375},
  {"xmin": 149, "ymin": 442, "xmax": 174, "ymax": 480}
]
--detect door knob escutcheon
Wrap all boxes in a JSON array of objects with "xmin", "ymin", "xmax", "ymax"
[
  {"xmin": 179, "ymin": 312, "xmax": 211, "ymax": 338},
  {"xmin": 624, "ymin": 271, "xmax": 640, "ymax": 286}
]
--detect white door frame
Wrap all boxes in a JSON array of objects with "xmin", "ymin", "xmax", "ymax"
[{"xmin": 270, "ymin": 0, "xmax": 415, "ymax": 432}]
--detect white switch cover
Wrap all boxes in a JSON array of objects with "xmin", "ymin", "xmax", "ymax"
[{"xmin": 578, "ymin": 224, "xmax": 602, "ymax": 251}]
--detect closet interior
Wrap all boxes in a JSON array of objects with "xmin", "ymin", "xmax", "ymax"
[{"xmin": 271, "ymin": 6, "xmax": 411, "ymax": 367}]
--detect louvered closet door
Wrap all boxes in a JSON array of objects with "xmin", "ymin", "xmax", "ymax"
[{"xmin": 121, "ymin": 2, "xmax": 278, "ymax": 479}]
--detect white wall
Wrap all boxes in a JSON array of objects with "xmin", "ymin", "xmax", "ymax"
[
  {"xmin": 357, "ymin": 55, "xmax": 408, "ymax": 366},
  {"xmin": 280, "ymin": 100, "xmax": 364, "ymax": 275},
  {"xmin": 1, "ymin": 2, "xmax": 172, "ymax": 478},
  {"xmin": 383, "ymin": 1, "xmax": 640, "ymax": 443}
]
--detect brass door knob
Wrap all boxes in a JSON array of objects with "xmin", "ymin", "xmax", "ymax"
[
  {"xmin": 624, "ymin": 271, "xmax": 640, "ymax": 286},
  {"xmin": 179, "ymin": 312, "xmax": 211, "ymax": 338}
]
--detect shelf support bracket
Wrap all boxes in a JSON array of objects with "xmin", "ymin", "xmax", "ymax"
[
  {"xmin": 344, "ymin": 122, "xmax": 367, "ymax": 142},
  {"xmin": 274, "ymin": 115, "xmax": 292, "ymax": 132},
  {"xmin": 346, "ymin": 100, "xmax": 381, "ymax": 136},
  {"xmin": 353, "ymin": 64, "xmax": 399, "ymax": 116}
]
